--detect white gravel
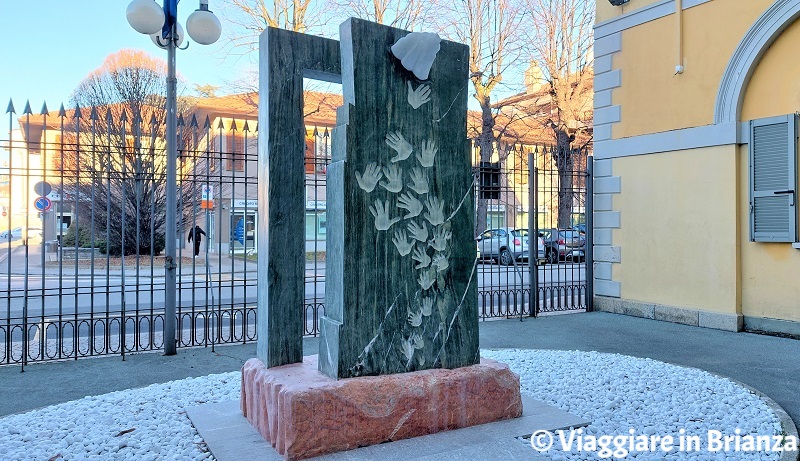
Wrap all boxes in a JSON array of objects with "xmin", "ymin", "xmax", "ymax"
[
  {"xmin": 0, "ymin": 349, "xmax": 787, "ymax": 460},
  {"xmin": 483, "ymin": 349, "xmax": 785, "ymax": 460}
]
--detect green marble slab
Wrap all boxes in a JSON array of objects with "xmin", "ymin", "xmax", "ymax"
[{"xmin": 320, "ymin": 19, "xmax": 478, "ymax": 379}]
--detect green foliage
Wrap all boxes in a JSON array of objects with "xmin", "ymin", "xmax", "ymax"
[
  {"xmin": 61, "ymin": 224, "xmax": 95, "ymax": 248},
  {"xmin": 97, "ymin": 233, "xmax": 165, "ymax": 257}
]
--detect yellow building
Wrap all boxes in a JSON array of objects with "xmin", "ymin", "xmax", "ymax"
[{"xmin": 594, "ymin": 0, "xmax": 800, "ymax": 336}]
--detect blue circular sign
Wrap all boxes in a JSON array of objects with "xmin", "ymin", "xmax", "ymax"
[{"xmin": 34, "ymin": 196, "xmax": 52, "ymax": 212}]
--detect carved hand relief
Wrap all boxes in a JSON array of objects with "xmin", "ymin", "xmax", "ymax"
[
  {"xmin": 390, "ymin": 32, "xmax": 441, "ymax": 80},
  {"xmin": 380, "ymin": 164, "xmax": 404, "ymax": 193},
  {"xmin": 369, "ymin": 199, "xmax": 401, "ymax": 230},
  {"xmin": 416, "ymin": 139, "xmax": 437, "ymax": 167},
  {"xmin": 418, "ymin": 268, "xmax": 436, "ymax": 290},
  {"xmin": 432, "ymin": 253, "xmax": 449, "ymax": 272},
  {"xmin": 407, "ymin": 220, "xmax": 429, "ymax": 242},
  {"xmin": 385, "ymin": 131, "xmax": 413, "ymax": 163},
  {"xmin": 392, "ymin": 229, "xmax": 414, "ymax": 256},
  {"xmin": 407, "ymin": 82, "xmax": 431, "ymax": 109},
  {"xmin": 423, "ymin": 196, "xmax": 445, "ymax": 226},
  {"xmin": 400, "ymin": 333, "xmax": 425, "ymax": 365},
  {"xmin": 429, "ymin": 226, "xmax": 451, "ymax": 252},
  {"xmin": 355, "ymin": 162, "xmax": 383, "ymax": 192},
  {"xmin": 407, "ymin": 308, "xmax": 422, "ymax": 327},
  {"xmin": 408, "ymin": 167, "xmax": 429, "ymax": 195},
  {"xmin": 412, "ymin": 246, "xmax": 432, "ymax": 269},
  {"xmin": 420, "ymin": 296, "xmax": 433, "ymax": 316},
  {"xmin": 397, "ymin": 192, "xmax": 423, "ymax": 219}
]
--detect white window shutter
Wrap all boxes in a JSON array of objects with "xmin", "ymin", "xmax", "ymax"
[{"xmin": 749, "ymin": 114, "xmax": 797, "ymax": 242}]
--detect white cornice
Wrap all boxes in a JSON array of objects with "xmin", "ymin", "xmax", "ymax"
[{"xmin": 595, "ymin": 0, "xmax": 713, "ymax": 39}]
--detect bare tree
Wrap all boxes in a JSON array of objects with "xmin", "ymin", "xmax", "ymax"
[
  {"xmin": 66, "ymin": 49, "xmax": 200, "ymax": 256},
  {"xmin": 221, "ymin": 0, "xmax": 320, "ymax": 56},
  {"xmin": 437, "ymin": 0, "xmax": 526, "ymax": 235},
  {"xmin": 524, "ymin": 0, "xmax": 593, "ymax": 228},
  {"xmin": 331, "ymin": 0, "xmax": 429, "ymax": 30}
]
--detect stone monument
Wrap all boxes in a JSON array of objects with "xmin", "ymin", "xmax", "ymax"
[{"xmin": 241, "ymin": 18, "xmax": 523, "ymax": 460}]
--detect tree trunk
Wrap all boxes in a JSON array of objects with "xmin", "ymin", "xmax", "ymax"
[
  {"xmin": 474, "ymin": 96, "xmax": 496, "ymax": 237},
  {"xmin": 554, "ymin": 128, "xmax": 575, "ymax": 229}
]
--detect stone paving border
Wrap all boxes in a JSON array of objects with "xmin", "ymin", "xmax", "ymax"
[{"xmin": 724, "ymin": 376, "xmax": 799, "ymax": 461}]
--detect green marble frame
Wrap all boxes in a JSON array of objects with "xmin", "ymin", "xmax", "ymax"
[{"xmin": 257, "ymin": 27, "xmax": 341, "ymax": 368}]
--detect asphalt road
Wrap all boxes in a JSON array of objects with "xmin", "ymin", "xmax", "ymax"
[{"xmin": 0, "ymin": 261, "xmax": 585, "ymax": 319}]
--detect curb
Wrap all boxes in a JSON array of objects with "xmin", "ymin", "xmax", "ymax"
[{"xmin": 723, "ymin": 377, "xmax": 799, "ymax": 461}]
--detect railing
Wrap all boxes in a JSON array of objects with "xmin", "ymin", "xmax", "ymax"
[{"xmin": 1, "ymin": 98, "xmax": 589, "ymax": 367}]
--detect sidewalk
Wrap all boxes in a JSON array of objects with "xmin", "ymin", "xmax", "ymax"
[
  {"xmin": 1, "ymin": 312, "xmax": 798, "ymax": 426},
  {"xmin": 0, "ymin": 241, "xmax": 257, "ymax": 276}
]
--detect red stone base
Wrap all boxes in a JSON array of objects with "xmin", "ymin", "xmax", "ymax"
[{"xmin": 240, "ymin": 355, "xmax": 523, "ymax": 460}]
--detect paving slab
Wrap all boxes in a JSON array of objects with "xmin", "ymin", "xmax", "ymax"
[{"xmin": 187, "ymin": 395, "xmax": 589, "ymax": 461}]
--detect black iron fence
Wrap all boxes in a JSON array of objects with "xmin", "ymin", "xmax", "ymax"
[
  {"xmin": 473, "ymin": 142, "xmax": 590, "ymax": 319},
  {"xmin": 1, "ymin": 101, "xmax": 260, "ymax": 368},
  {"xmin": 1, "ymin": 98, "xmax": 589, "ymax": 368}
]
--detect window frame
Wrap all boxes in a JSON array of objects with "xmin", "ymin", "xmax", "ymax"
[{"xmin": 748, "ymin": 114, "xmax": 798, "ymax": 243}]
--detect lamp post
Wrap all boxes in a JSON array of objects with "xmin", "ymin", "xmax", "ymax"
[{"xmin": 126, "ymin": 0, "xmax": 221, "ymax": 355}]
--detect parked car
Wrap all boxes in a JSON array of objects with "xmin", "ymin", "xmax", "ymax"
[
  {"xmin": 573, "ymin": 223, "xmax": 587, "ymax": 235},
  {"xmin": 539, "ymin": 228, "xmax": 585, "ymax": 264},
  {"xmin": 0, "ymin": 227, "xmax": 22, "ymax": 240},
  {"xmin": 476, "ymin": 227, "xmax": 545, "ymax": 266}
]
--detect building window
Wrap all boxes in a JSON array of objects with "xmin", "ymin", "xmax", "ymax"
[
  {"xmin": 749, "ymin": 114, "xmax": 797, "ymax": 242},
  {"xmin": 305, "ymin": 210, "xmax": 327, "ymax": 240},
  {"xmin": 304, "ymin": 136, "xmax": 316, "ymax": 174},
  {"xmin": 226, "ymin": 132, "xmax": 245, "ymax": 172}
]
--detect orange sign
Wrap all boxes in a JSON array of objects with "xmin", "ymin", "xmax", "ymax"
[{"xmin": 200, "ymin": 185, "xmax": 214, "ymax": 209}]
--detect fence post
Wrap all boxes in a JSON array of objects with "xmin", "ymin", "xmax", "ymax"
[
  {"xmin": 586, "ymin": 153, "xmax": 594, "ymax": 312},
  {"xmin": 529, "ymin": 151, "xmax": 539, "ymax": 318}
]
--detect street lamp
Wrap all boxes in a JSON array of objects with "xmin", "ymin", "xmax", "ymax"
[{"xmin": 126, "ymin": 0, "xmax": 221, "ymax": 356}]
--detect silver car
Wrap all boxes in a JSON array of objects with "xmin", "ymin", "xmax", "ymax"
[{"xmin": 476, "ymin": 227, "xmax": 545, "ymax": 265}]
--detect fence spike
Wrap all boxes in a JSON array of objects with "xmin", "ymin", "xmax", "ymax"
[
  {"xmin": 217, "ymin": 118, "xmax": 225, "ymax": 130},
  {"xmin": 230, "ymin": 119, "xmax": 238, "ymax": 131},
  {"xmin": 313, "ymin": 126, "xmax": 319, "ymax": 137},
  {"xmin": 58, "ymin": 104, "xmax": 66, "ymax": 118},
  {"xmin": 254, "ymin": 122, "xmax": 258, "ymax": 132},
  {"xmin": 73, "ymin": 105, "xmax": 82, "ymax": 119},
  {"xmin": 151, "ymin": 113, "xmax": 159, "ymax": 126},
  {"xmin": 177, "ymin": 113, "xmax": 185, "ymax": 127},
  {"xmin": 105, "ymin": 108, "xmax": 113, "ymax": 124},
  {"xmin": 242, "ymin": 120, "xmax": 250, "ymax": 132},
  {"xmin": 323, "ymin": 127, "xmax": 329, "ymax": 138},
  {"xmin": 40, "ymin": 102, "xmax": 49, "ymax": 116},
  {"xmin": 5, "ymin": 99, "xmax": 15, "ymax": 114},
  {"xmin": 203, "ymin": 115, "xmax": 211, "ymax": 129},
  {"xmin": 190, "ymin": 114, "xmax": 198, "ymax": 128},
  {"xmin": 90, "ymin": 106, "xmax": 99, "ymax": 121},
  {"xmin": 23, "ymin": 100, "xmax": 32, "ymax": 115},
  {"xmin": 119, "ymin": 110, "xmax": 128, "ymax": 123}
]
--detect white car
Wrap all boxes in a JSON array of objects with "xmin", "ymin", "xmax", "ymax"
[
  {"xmin": 0, "ymin": 227, "xmax": 22, "ymax": 240},
  {"xmin": 476, "ymin": 227, "xmax": 545, "ymax": 266}
]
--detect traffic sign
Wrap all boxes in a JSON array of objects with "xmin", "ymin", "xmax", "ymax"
[
  {"xmin": 34, "ymin": 181, "xmax": 52, "ymax": 197},
  {"xmin": 34, "ymin": 196, "xmax": 52, "ymax": 212},
  {"xmin": 200, "ymin": 184, "xmax": 214, "ymax": 209}
]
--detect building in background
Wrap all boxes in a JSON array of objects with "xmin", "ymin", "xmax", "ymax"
[
  {"xmin": 16, "ymin": 64, "xmax": 593, "ymax": 256},
  {"xmin": 593, "ymin": 0, "xmax": 799, "ymax": 335}
]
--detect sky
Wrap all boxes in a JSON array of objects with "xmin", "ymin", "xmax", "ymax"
[
  {"xmin": 0, "ymin": 1, "xmax": 253, "ymax": 117},
  {"xmin": 0, "ymin": 1, "xmax": 523, "ymax": 120}
]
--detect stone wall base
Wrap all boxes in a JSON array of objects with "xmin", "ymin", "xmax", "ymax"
[
  {"xmin": 240, "ymin": 355, "xmax": 523, "ymax": 460},
  {"xmin": 594, "ymin": 296, "xmax": 743, "ymax": 332}
]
